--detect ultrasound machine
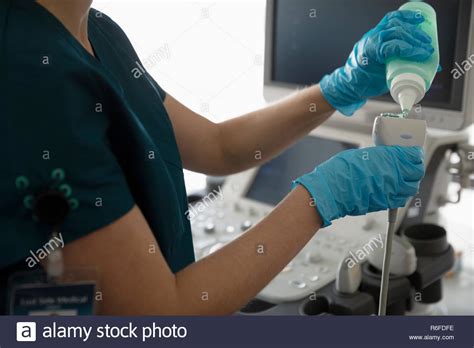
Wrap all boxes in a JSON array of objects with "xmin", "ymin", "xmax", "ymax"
[{"xmin": 190, "ymin": 0, "xmax": 474, "ymax": 316}]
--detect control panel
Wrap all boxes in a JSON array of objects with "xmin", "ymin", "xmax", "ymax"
[{"xmin": 191, "ymin": 198, "xmax": 387, "ymax": 303}]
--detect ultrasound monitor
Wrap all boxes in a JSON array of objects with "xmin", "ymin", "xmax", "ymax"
[{"xmin": 264, "ymin": 0, "xmax": 474, "ymax": 131}]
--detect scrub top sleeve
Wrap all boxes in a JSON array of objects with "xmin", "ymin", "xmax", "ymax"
[{"xmin": 3, "ymin": 70, "xmax": 135, "ymax": 266}]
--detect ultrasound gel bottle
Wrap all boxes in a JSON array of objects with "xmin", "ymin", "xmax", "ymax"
[{"xmin": 386, "ymin": 1, "xmax": 440, "ymax": 114}]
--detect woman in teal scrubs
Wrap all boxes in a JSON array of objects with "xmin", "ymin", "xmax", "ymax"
[{"xmin": 0, "ymin": 0, "xmax": 430, "ymax": 314}]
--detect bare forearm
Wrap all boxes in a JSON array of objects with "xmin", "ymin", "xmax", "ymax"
[
  {"xmin": 218, "ymin": 85, "xmax": 334, "ymax": 174},
  {"xmin": 174, "ymin": 185, "xmax": 321, "ymax": 315},
  {"xmin": 62, "ymin": 188, "xmax": 320, "ymax": 316}
]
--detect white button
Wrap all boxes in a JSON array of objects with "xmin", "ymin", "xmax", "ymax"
[
  {"xmin": 289, "ymin": 280, "xmax": 307, "ymax": 289},
  {"xmin": 308, "ymin": 275, "xmax": 319, "ymax": 282},
  {"xmin": 241, "ymin": 220, "xmax": 253, "ymax": 231},
  {"xmin": 225, "ymin": 225, "xmax": 235, "ymax": 233},
  {"xmin": 204, "ymin": 222, "xmax": 216, "ymax": 234}
]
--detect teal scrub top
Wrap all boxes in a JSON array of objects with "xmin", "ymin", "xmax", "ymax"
[{"xmin": 0, "ymin": 0, "xmax": 195, "ymax": 284}]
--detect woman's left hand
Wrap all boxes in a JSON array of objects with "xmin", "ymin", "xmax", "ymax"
[{"xmin": 320, "ymin": 10, "xmax": 434, "ymax": 116}]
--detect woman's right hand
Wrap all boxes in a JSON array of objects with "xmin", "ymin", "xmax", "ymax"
[{"xmin": 293, "ymin": 146, "xmax": 425, "ymax": 227}]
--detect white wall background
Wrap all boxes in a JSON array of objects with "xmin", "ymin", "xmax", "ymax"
[
  {"xmin": 93, "ymin": 0, "xmax": 473, "ymax": 271},
  {"xmin": 94, "ymin": 0, "xmax": 267, "ymax": 192}
]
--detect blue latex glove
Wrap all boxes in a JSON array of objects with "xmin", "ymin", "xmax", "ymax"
[
  {"xmin": 293, "ymin": 146, "xmax": 425, "ymax": 227},
  {"xmin": 320, "ymin": 10, "xmax": 435, "ymax": 116}
]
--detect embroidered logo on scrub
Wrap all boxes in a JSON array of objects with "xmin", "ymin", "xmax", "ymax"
[{"xmin": 15, "ymin": 168, "xmax": 79, "ymax": 222}]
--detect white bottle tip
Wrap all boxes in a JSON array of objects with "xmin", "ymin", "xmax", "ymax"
[{"xmin": 398, "ymin": 88, "xmax": 418, "ymax": 114}]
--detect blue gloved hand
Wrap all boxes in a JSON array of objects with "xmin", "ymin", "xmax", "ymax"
[
  {"xmin": 293, "ymin": 146, "xmax": 425, "ymax": 227},
  {"xmin": 320, "ymin": 10, "xmax": 435, "ymax": 116}
]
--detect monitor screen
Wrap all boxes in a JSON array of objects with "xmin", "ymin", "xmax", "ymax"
[
  {"xmin": 271, "ymin": 0, "xmax": 472, "ymax": 111},
  {"xmin": 245, "ymin": 136, "xmax": 357, "ymax": 206}
]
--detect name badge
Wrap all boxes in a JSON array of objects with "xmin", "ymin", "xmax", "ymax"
[{"xmin": 8, "ymin": 271, "xmax": 97, "ymax": 315}]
